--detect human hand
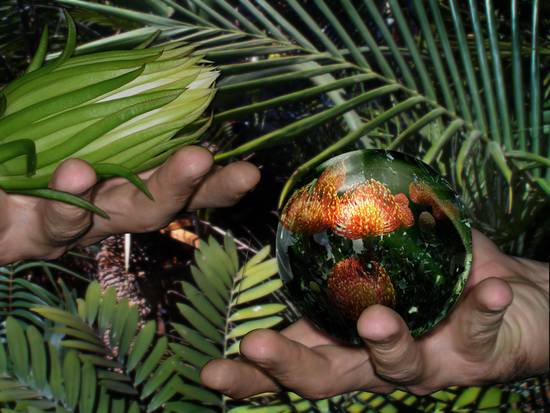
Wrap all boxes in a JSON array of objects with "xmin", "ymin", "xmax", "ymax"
[
  {"xmin": 200, "ymin": 230, "xmax": 549, "ymax": 399},
  {"xmin": 0, "ymin": 146, "xmax": 260, "ymax": 265}
]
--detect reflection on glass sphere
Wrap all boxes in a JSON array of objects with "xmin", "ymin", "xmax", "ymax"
[{"xmin": 276, "ymin": 150, "xmax": 472, "ymax": 345}]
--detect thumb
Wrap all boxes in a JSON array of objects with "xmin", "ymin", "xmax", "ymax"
[
  {"xmin": 453, "ymin": 277, "xmax": 513, "ymax": 358},
  {"xmin": 358, "ymin": 305, "xmax": 425, "ymax": 385},
  {"xmin": 40, "ymin": 158, "xmax": 97, "ymax": 246}
]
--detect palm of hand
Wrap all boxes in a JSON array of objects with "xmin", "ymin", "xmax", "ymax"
[
  {"xmin": 201, "ymin": 230, "xmax": 549, "ymax": 399},
  {"xmin": 0, "ymin": 146, "xmax": 260, "ymax": 264}
]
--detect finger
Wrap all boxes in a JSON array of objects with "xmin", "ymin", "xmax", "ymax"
[
  {"xmin": 91, "ymin": 146, "xmax": 214, "ymax": 235},
  {"xmin": 39, "ymin": 158, "xmax": 96, "ymax": 246},
  {"xmin": 187, "ymin": 161, "xmax": 260, "ymax": 210},
  {"xmin": 453, "ymin": 277, "xmax": 513, "ymax": 358},
  {"xmin": 281, "ymin": 318, "xmax": 341, "ymax": 347},
  {"xmin": 239, "ymin": 329, "xmax": 374, "ymax": 399},
  {"xmin": 202, "ymin": 320, "xmax": 359, "ymax": 400},
  {"xmin": 201, "ymin": 358, "xmax": 279, "ymax": 399},
  {"xmin": 358, "ymin": 305, "xmax": 425, "ymax": 385},
  {"xmin": 145, "ymin": 146, "xmax": 214, "ymax": 207}
]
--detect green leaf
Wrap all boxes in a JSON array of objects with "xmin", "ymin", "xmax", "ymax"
[
  {"xmin": 216, "ymin": 84, "xmax": 402, "ymax": 161},
  {"xmin": 135, "ymin": 29, "xmax": 161, "ymax": 49},
  {"xmin": 173, "ymin": 362, "xmax": 201, "ymax": 385},
  {"xmin": 0, "ymin": 140, "xmax": 36, "ymax": 176},
  {"xmin": 80, "ymin": 355, "xmax": 122, "ymax": 370},
  {"xmin": 193, "ymin": 249, "xmax": 230, "ymax": 300},
  {"xmin": 61, "ymin": 339, "xmax": 108, "ymax": 355},
  {"xmin": 177, "ymin": 304, "xmax": 223, "ymax": 343},
  {"xmin": 112, "ymin": 398, "xmax": 127, "ymax": 413},
  {"xmin": 134, "ymin": 337, "xmax": 168, "ymax": 386},
  {"xmin": 85, "ymin": 281, "xmax": 101, "ymax": 325},
  {"xmin": 97, "ymin": 370, "xmax": 131, "ymax": 382},
  {"xmin": 232, "ymin": 279, "xmax": 283, "ymax": 305},
  {"xmin": 94, "ymin": 163, "xmax": 153, "ymax": 200},
  {"xmin": 118, "ymin": 306, "xmax": 140, "ymax": 361},
  {"xmin": 5, "ymin": 189, "xmax": 108, "ymax": 219},
  {"xmin": 189, "ymin": 267, "xmax": 226, "ymax": 312},
  {"xmin": 0, "ymin": 67, "xmax": 145, "ymax": 137},
  {"xmin": 227, "ymin": 405, "xmax": 290, "ymax": 413},
  {"xmin": 141, "ymin": 356, "xmax": 177, "ymax": 399},
  {"xmin": 238, "ymin": 258, "xmax": 279, "ymax": 290},
  {"xmin": 56, "ymin": 0, "xmax": 183, "ymax": 27},
  {"xmin": 223, "ymin": 233, "xmax": 239, "ymax": 272},
  {"xmin": 240, "ymin": 245, "xmax": 271, "ymax": 271},
  {"xmin": 171, "ymin": 323, "xmax": 222, "ymax": 358},
  {"xmin": 51, "ymin": 326, "xmax": 104, "ymax": 346},
  {"xmin": 129, "ymin": 401, "xmax": 141, "ymax": 413},
  {"xmin": 169, "ymin": 343, "xmax": 211, "ymax": 369},
  {"xmin": 26, "ymin": 26, "xmax": 49, "ymax": 74},
  {"xmin": 0, "ymin": 93, "xmax": 6, "ymax": 117},
  {"xmin": 224, "ymin": 341, "xmax": 241, "ymax": 357},
  {"xmin": 97, "ymin": 386, "xmax": 110, "ymax": 413},
  {"xmin": 6, "ymin": 317, "xmax": 29, "ymax": 379},
  {"xmin": 63, "ymin": 350, "xmax": 81, "ymax": 410},
  {"xmin": 229, "ymin": 304, "xmax": 286, "ymax": 322},
  {"xmin": 80, "ymin": 362, "xmax": 97, "ymax": 413},
  {"xmin": 49, "ymin": 343, "xmax": 64, "ymax": 401},
  {"xmin": 126, "ymin": 320, "xmax": 156, "ymax": 372},
  {"xmin": 100, "ymin": 380, "xmax": 138, "ymax": 396},
  {"xmin": 99, "ymin": 287, "xmax": 117, "ymax": 332},
  {"xmin": 165, "ymin": 401, "xmax": 217, "ymax": 413},
  {"xmin": 77, "ymin": 299, "xmax": 87, "ymax": 320},
  {"xmin": 0, "ymin": 343, "xmax": 7, "ymax": 375},
  {"xmin": 53, "ymin": 10, "xmax": 77, "ymax": 68},
  {"xmin": 488, "ymin": 141, "xmax": 513, "ymax": 184},
  {"xmin": 452, "ymin": 386, "xmax": 481, "ymax": 409},
  {"xmin": 111, "ymin": 298, "xmax": 130, "ymax": 345},
  {"xmin": 202, "ymin": 236, "xmax": 234, "ymax": 285},
  {"xmin": 478, "ymin": 387, "xmax": 503, "ymax": 409},
  {"xmin": 227, "ymin": 316, "xmax": 283, "ymax": 339},
  {"xmin": 180, "ymin": 281, "xmax": 224, "ymax": 328},
  {"xmin": 172, "ymin": 379, "xmax": 220, "ymax": 404},
  {"xmin": 146, "ymin": 376, "xmax": 182, "ymax": 412},
  {"xmin": 26, "ymin": 325, "xmax": 47, "ymax": 389}
]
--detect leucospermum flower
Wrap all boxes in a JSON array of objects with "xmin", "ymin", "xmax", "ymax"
[
  {"xmin": 334, "ymin": 179, "xmax": 414, "ymax": 239},
  {"xmin": 0, "ymin": 14, "xmax": 217, "ymax": 216},
  {"xmin": 280, "ymin": 161, "xmax": 346, "ymax": 234},
  {"xmin": 327, "ymin": 257, "xmax": 396, "ymax": 320}
]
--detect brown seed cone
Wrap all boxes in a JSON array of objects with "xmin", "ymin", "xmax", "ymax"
[{"xmin": 96, "ymin": 235, "xmax": 152, "ymax": 320}]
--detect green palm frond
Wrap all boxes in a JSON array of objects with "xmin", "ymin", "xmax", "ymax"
[
  {"xmin": 364, "ymin": 386, "xmax": 522, "ymax": 413},
  {"xmin": 0, "ymin": 237, "xmax": 532, "ymax": 412},
  {"xmin": 170, "ymin": 235, "xmax": 286, "ymax": 410},
  {"xmin": 0, "ymin": 317, "xmax": 108, "ymax": 413},
  {"xmin": 49, "ymin": 0, "xmax": 549, "ymax": 255},
  {"xmin": 30, "ymin": 282, "xmax": 182, "ymax": 412},
  {"xmin": 0, "ymin": 281, "xmax": 175, "ymax": 412},
  {"xmin": 0, "ymin": 261, "xmax": 83, "ymax": 327},
  {"xmin": 171, "ymin": 234, "xmax": 438, "ymax": 413}
]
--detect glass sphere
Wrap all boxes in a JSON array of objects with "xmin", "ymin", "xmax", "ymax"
[{"xmin": 276, "ymin": 149, "xmax": 472, "ymax": 345}]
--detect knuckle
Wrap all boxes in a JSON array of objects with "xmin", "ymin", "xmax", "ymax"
[
  {"xmin": 45, "ymin": 219, "xmax": 92, "ymax": 246},
  {"xmin": 379, "ymin": 367, "xmax": 420, "ymax": 385},
  {"xmin": 298, "ymin": 381, "xmax": 335, "ymax": 401},
  {"xmin": 407, "ymin": 385, "xmax": 434, "ymax": 396},
  {"xmin": 40, "ymin": 247, "xmax": 67, "ymax": 261},
  {"xmin": 300, "ymin": 389, "xmax": 331, "ymax": 401}
]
